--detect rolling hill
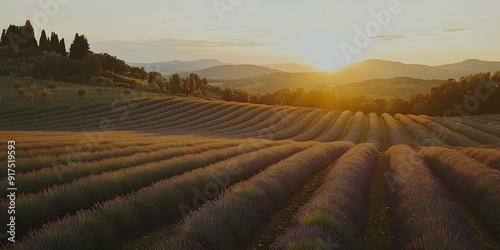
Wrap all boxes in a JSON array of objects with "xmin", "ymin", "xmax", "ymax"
[
  {"xmin": 129, "ymin": 59, "xmax": 320, "ymax": 76},
  {"xmin": 434, "ymin": 59, "xmax": 500, "ymax": 73},
  {"xmin": 128, "ymin": 59, "xmax": 227, "ymax": 75},
  {"xmin": 212, "ymin": 75, "xmax": 443, "ymax": 98},
  {"xmin": 333, "ymin": 59, "xmax": 500, "ymax": 84},
  {"xmin": 130, "ymin": 58, "xmax": 500, "ymax": 95},
  {"xmin": 333, "ymin": 59, "xmax": 465, "ymax": 83},
  {"xmin": 213, "ymin": 59, "xmax": 500, "ymax": 93},
  {"xmin": 2, "ymin": 96, "xmax": 500, "ymax": 249},
  {"xmin": 261, "ymin": 62, "xmax": 321, "ymax": 73},
  {"xmin": 181, "ymin": 65, "xmax": 283, "ymax": 80}
]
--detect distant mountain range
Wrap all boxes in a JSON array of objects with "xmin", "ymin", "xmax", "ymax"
[
  {"xmin": 179, "ymin": 65, "xmax": 283, "ymax": 80},
  {"xmin": 262, "ymin": 62, "xmax": 321, "ymax": 73},
  {"xmin": 130, "ymin": 58, "xmax": 500, "ymax": 93},
  {"xmin": 129, "ymin": 59, "xmax": 227, "ymax": 76},
  {"xmin": 128, "ymin": 59, "xmax": 320, "ymax": 77},
  {"xmin": 332, "ymin": 59, "xmax": 500, "ymax": 84}
]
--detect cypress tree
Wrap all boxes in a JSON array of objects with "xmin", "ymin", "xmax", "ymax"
[
  {"xmin": 39, "ymin": 30, "xmax": 51, "ymax": 51},
  {"xmin": 69, "ymin": 33, "xmax": 90, "ymax": 60}
]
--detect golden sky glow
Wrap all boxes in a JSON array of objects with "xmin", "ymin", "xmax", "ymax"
[{"xmin": 1, "ymin": 0, "xmax": 500, "ymax": 70}]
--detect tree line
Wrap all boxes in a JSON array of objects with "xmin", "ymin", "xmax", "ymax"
[
  {"xmin": 2, "ymin": 21, "xmax": 499, "ymax": 115},
  {"xmin": 147, "ymin": 72, "xmax": 209, "ymax": 97},
  {"xmin": 1, "ymin": 20, "xmax": 91, "ymax": 60},
  {"xmin": 0, "ymin": 20, "xmax": 148, "ymax": 88},
  {"xmin": 0, "ymin": 20, "xmax": 210, "ymax": 97}
]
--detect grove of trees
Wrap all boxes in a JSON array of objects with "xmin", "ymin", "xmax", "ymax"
[
  {"xmin": 0, "ymin": 20, "xmax": 149, "ymax": 89},
  {"xmin": 2, "ymin": 21, "xmax": 499, "ymax": 116}
]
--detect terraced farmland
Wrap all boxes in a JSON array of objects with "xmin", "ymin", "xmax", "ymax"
[{"xmin": 1, "ymin": 97, "xmax": 499, "ymax": 249}]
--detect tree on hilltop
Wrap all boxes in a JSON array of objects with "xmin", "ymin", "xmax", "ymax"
[
  {"xmin": 69, "ymin": 33, "xmax": 90, "ymax": 60},
  {"xmin": 39, "ymin": 30, "xmax": 51, "ymax": 52},
  {"xmin": 0, "ymin": 20, "xmax": 37, "ymax": 50}
]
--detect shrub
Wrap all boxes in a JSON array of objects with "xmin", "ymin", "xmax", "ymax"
[
  {"xmin": 23, "ymin": 76, "xmax": 36, "ymax": 86},
  {"xmin": 89, "ymin": 76, "xmax": 114, "ymax": 87},
  {"xmin": 192, "ymin": 88, "xmax": 205, "ymax": 98},
  {"xmin": 17, "ymin": 87, "xmax": 27, "ymax": 99},
  {"xmin": 44, "ymin": 79, "xmax": 57, "ymax": 89},
  {"xmin": 77, "ymin": 87, "xmax": 87, "ymax": 100},
  {"xmin": 14, "ymin": 81, "xmax": 22, "ymax": 89},
  {"xmin": 40, "ymin": 88, "xmax": 52, "ymax": 101},
  {"xmin": 26, "ymin": 92, "xmax": 34, "ymax": 101},
  {"xmin": 28, "ymin": 82, "xmax": 37, "ymax": 92},
  {"xmin": 101, "ymin": 71, "xmax": 140, "ymax": 87}
]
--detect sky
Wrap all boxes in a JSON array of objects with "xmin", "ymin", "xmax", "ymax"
[{"xmin": 1, "ymin": 0, "xmax": 500, "ymax": 70}]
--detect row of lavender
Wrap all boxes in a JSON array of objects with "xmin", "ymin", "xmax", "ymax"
[
  {"xmin": 3, "ymin": 138, "xmax": 499, "ymax": 249},
  {"xmin": 153, "ymin": 142, "xmax": 353, "ymax": 249},
  {"xmin": 387, "ymin": 146, "xmax": 482, "ymax": 249},
  {"xmin": 270, "ymin": 143, "xmax": 378, "ymax": 249},
  {"xmin": 419, "ymin": 147, "xmax": 500, "ymax": 242},
  {"xmin": 4, "ymin": 141, "xmax": 322, "ymax": 249},
  {"xmin": 3, "ymin": 97, "xmax": 500, "ymax": 148},
  {"xmin": 268, "ymin": 144, "xmax": 499, "ymax": 249}
]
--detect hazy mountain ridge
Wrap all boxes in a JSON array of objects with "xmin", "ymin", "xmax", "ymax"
[
  {"xmin": 434, "ymin": 59, "xmax": 500, "ymax": 73},
  {"xmin": 132, "ymin": 58, "xmax": 500, "ymax": 93},
  {"xmin": 128, "ymin": 59, "xmax": 228, "ymax": 76},
  {"xmin": 180, "ymin": 65, "xmax": 284, "ymax": 80},
  {"xmin": 129, "ymin": 60, "xmax": 319, "ymax": 76},
  {"xmin": 215, "ymin": 59, "xmax": 500, "ymax": 93},
  {"xmin": 262, "ymin": 62, "xmax": 321, "ymax": 73}
]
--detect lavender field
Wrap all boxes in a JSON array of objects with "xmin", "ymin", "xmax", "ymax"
[{"xmin": 1, "ymin": 97, "xmax": 499, "ymax": 249}]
